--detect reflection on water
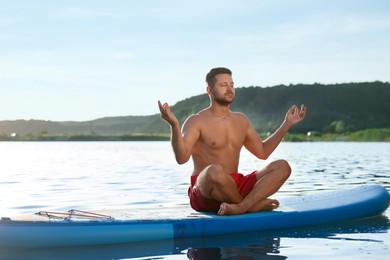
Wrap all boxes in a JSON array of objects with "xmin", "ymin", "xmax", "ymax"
[
  {"xmin": 186, "ymin": 237, "xmax": 286, "ymax": 260},
  {"xmin": 0, "ymin": 142, "xmax": 389, "ymax": 259}
]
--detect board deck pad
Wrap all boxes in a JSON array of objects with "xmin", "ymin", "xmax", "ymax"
[{"xmin": 0, "ymin": 185, "xmax": 389, "ymax": 248}]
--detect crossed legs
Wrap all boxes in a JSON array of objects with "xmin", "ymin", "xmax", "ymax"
[{"xmin": 195, "ymin": 159, "xmax": 291, "ymax": 215}]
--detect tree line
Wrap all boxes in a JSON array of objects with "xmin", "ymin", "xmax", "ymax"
[{"xmin": 0, "ymin": 81, "xmax": 389, "ymax": 138}]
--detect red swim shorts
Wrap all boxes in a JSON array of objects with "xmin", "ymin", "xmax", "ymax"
[{"xmin": 187, "ymin": 171, "xmax": 258, "ymax": 213}]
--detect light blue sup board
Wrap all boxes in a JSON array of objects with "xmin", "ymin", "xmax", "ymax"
[{"xmin": 0, "ymin": 185, "xmax": 389, "ymax": 248}]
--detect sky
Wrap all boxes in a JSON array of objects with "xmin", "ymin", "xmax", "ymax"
[{"xmin": 1, "ymin": 0, "xmax": 389, "ymax": 121}]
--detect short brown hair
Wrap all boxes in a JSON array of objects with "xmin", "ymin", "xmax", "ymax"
[{"xmin": 205, "ymin": 67, "xmax": 232, "ymax": 88}]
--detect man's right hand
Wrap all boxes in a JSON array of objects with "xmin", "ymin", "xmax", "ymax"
[{"xmin": 158, "ymin": 100, "xmax": 179, "ymax": 127}]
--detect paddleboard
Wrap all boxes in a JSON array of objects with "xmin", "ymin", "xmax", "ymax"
[{"xmin": 0, "ymin": 185, "xmax": 389, "ymax": 248}]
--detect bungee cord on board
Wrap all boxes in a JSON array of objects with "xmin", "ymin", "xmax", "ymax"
[{"xmin": 35, "ymin": 209, "xmax": 114, "ymax": 221}]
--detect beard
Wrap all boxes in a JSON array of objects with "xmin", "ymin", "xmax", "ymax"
[{"xmin": 213, "ymin": 92, "xmax": 235, "ymax": 106}]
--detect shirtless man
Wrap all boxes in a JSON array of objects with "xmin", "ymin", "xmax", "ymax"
[{"xmin": 158, "ymin": 67, "xmax": 306, "ymax": 215}]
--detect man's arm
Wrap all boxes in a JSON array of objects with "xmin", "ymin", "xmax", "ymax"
[
  {"xmin": 158, "ymin": 101, "xmax": 199, "ymax": 164},
  {"xmin": 245, "ymin": 104, "xmax": 306, "ymax": 159}
]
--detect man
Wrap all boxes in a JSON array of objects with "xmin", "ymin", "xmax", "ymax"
[{"xmin": 158, "ymin": 67, "xmax": 306, "ymax": 215}]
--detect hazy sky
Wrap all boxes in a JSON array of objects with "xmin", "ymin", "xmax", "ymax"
[{"xmin": 1, "ymin": 0, "xmax": 389, "ymax": 121}]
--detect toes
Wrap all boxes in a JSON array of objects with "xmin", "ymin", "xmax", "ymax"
[
  {"xmin": 217, "ymin": 203, "xmax": 227, "ymax": 216},
  {"xmin": 271, "ymin": 200, "xmax": 279, "ymax": 209}
]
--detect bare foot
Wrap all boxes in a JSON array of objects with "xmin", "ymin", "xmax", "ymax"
[
  {"xmin": 248, "ymin": 198, "xmax": 279, "ymax": 213},
  {"xmin": 217, "ymin": 202, "xmax": 244, "ymax": 216},
  {"xmin": 217, "ymin": 199, "xmax": 279, "ymax": 216}
]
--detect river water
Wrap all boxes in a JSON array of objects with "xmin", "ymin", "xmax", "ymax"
[{"xmin": 0, "ymin": 141, "xmax": 389, "ymax": 259}]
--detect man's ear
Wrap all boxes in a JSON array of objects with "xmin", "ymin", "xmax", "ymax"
[{"xmin": 206, "ymin": 86, "xmax": 212, "ymax": 94}]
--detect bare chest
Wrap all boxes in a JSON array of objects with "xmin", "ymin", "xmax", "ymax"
[{"xmin": 198, "ymin": 118, "xmax": 246, "ymax": 150}]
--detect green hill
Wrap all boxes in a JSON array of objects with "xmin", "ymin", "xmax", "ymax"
[
  {"xmin": 165, "ymin": 81, "xmax": 390, "ymax": 134},
  {"xmin": 0, "ymin": 81, "xmax": 389, "ymax": 138}
]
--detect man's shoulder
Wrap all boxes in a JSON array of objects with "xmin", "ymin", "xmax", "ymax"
[
  {"xmin": 231, "ymin": 111, "xmax": 247, "ymax": 117},
  {"xmin": 189, "ymin": 108, "xmax": 210, "ymax": 118},
  {"xmin": 183, "ymin": 111, "xmax": 205, "ymax": 126},
  {"xmin": 231, "ymin": 111, "xmax": 250, "ymax": 121},
  {"xmin": 184, "ymin": 108, "xmax": 217, "ymax": 125},
  {"xmin": 188, "ymin": 109, "xmax": 249, "ymax": 119}
]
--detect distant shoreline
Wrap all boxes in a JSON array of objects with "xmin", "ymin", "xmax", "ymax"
[
  {"xmin": 1, "ymin": 128, "xmax": 389, "ymax": 142},
  {"xmin": 0, "ymin": 134, "xmax": 171, "ymax": 142}
]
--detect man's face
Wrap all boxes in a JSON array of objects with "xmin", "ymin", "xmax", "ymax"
[{"xmin": 210, "ymin": 74, "xmax": 235, "ymax": 105}]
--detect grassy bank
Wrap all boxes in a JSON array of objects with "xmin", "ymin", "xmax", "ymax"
[
  {"xmin": 1, "ymin": 128, "xmax": 389, "ymax": 142},
  {"xmin": 282, "ymin": 128, "xmax": 390, "ymax": 142},
  {"xmin": 0, "ymin": 133, "xmax": 171, "ymax": 141}
]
